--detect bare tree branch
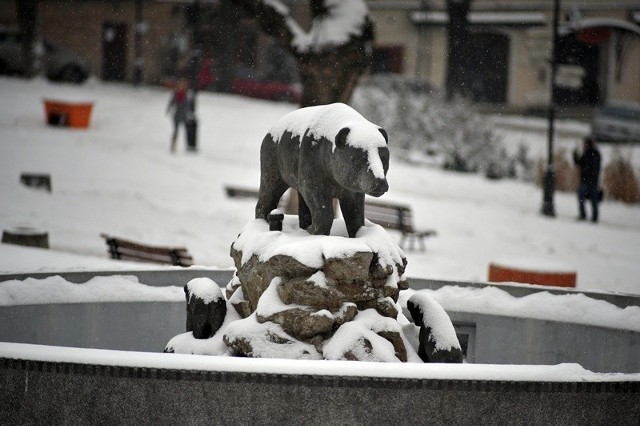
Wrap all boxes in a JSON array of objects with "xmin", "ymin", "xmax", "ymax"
[
  {"xmin": 231, "ymin": 0, "xmax": 296, "ymax": 53},
  {"xmin": 231, "ymin": 0, "xmax": 375, "ymax": 106}
]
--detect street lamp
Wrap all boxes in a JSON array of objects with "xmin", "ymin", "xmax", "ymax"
[
  {"xmin": 133, "ymin": 0, "xmax": 144, "ymax": 86},
  {"xmin": 541, "ymin": 0, "xmax": 560, "ymax": 217}
]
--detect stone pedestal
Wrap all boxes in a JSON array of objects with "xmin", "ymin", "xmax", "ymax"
[
  {"xmin": 224, "ymin": 216, "xmax": 412, "ymax": 361},
  {"xmin": 166, "ymin": 216, "xmax": 462, "ymax": 364}
]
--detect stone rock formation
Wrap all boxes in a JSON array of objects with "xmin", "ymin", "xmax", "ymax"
[
  {"xmin": 407, "ymin": 293, "xmax": 463, "ymax": 363},
  {"xmin": 166, "ymin": 217, "xmax": 461, "ymax": 364},
  {"xmin": 223, "ymin": 216, "xmax": 412, "ymax": 361},
  {"xmin": 184, "ymin": 278, "xmax": 227, "ymax": 339}
]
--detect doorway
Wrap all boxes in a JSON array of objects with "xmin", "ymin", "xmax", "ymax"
[
  {"xmin": 466, "ymin": 32, "xmax": 510, "ymax": 103},
  {"xmin": 102, "ymin": 22, "xmax": 128, "ymax": 81},
  {"xmin": 554, "ymin": 32, "xmax": 601, "ymax": 105}
]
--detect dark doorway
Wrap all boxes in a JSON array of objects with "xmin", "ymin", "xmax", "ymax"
[
  {"xmin": 554, "ymin": 33, "xmax": 601, "ymax": 105},
  {"xmin": 372, "ymin": 46, "xmax": 404, "ymax": 74},
  {"xmin": 102, "ymin": 22, "xmax": 128, "ymax": 81},
  {"xmin": 466, "ymin": 32, "xmax": 510, "ymax": 103}
]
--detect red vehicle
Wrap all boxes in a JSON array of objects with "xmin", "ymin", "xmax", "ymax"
[
  {"xmin": 231, "ymin": 78, "xmax": 301, "ymax": 104},
  {"xmin": 166, "ymin": 59, "xmax": 302, "ymax": 104}
]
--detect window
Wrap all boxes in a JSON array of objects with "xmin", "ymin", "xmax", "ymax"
[
  {"xmin": 454, "ymin": 323, "xmax": 476, "ymax": 363},
  {"xmin": 372, "ymin": 45, "xmax": 403, "ymax": 74}
]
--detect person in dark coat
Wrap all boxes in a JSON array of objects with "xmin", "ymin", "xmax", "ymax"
[
  {"xmin": 573, "ymin": 137, "xmax": 602, "ymax": 222},
  {"xmin": 167, "ymin": 78, "xmax": 195, "ymax": 152}
]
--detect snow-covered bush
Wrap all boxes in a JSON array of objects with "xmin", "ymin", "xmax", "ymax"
[
  {"xmin": 603, "ymin": 148, "xmax": 640, "ymax": 204},
  {"xmin": 350, "ymin": 74, "xmax": 505, "ymax": 175},
  {"xmin": 535, "ymin": 148, "xmax": 579, "ymax": 193}
]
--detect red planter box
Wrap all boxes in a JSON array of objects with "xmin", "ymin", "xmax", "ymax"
[
  {"xmin": 488, "ymin": 263, "xmax": 577, "ymax": 288},
  {"xmin": 44, "ymin": 99, "xmax": 94, "ymax": 129}
]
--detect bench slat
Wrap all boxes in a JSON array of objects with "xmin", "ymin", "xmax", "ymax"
[
  {"xmin": 116, "ymin": 247, "xmax": 193, "ymax": 262},
  {"xmin": 225, "ymin": 186, "xmax": 260, "ymax": 199},
  {"xmin": 223, "ymin": 186, "xmax": 436, "ymax": 250},
  {"xmin": 100, "ymin": 234, "xmax": 193, "ymax": 267},
  {"xmin": 101, "ymin": 234, "xmax": 188, "ymax": 254},
  {"xmin": 117, "ymin": 254, "xmax": 193, "ymax": 266},
  {"xmin": 364, "ymin": 200, "xmax": 436, "ymax": 251}
]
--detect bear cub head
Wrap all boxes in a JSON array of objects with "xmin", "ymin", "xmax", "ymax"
[{"xmin": 331, "ymin": 126, "xmax": 389, "ymax": 197}]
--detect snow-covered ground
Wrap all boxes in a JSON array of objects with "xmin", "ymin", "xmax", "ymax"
[
  {"xmin": 2, "ymin": 342, "xmax": 636, "ymax": 382},
  {"xmin": 1, "ymin": 77, "xmax": 639, "ymax": 295}
]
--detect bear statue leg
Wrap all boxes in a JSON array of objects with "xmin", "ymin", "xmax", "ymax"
[
  {"xmin": 255, "ymin": 178, "xmax": 288, "ymax": 220},
  {"xmin": 298, "ymin": 192, "xmax": 312, "ymax": 230},
  {"xmin": 340, "ymin": 192, "xmax": 365, "ymax": 238},
  {"xmin": 302, "ymin": 190, "xmax": 334, "ymax": 235}
]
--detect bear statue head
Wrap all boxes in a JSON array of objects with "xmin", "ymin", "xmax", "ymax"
[{"xmin": 331, "ymin": 126, "xmax": 389, "ymax": 197}]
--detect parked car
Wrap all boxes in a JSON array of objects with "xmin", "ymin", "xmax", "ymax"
[
  {"xmin": 591, "ymin": 102, "xmax": 640, "ymax": 143},
  {"xmin": 0, "ymin": 27, "xmax": 90, "ymax": 83},
  {"xmin": 231, "ymin": 78, "xmax": 302, "ymax": 104}
]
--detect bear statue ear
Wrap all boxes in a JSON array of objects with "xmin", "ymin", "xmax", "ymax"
[
  {"xmin": 379, "ymin": 128, "xmax": 388, "ymax": 144},
  {"xmin": 335, "ymin": 127, "xmax": 350, "ymax": 148}
]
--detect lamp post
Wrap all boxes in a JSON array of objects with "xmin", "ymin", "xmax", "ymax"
[
  {"xmin": 541, "ymin": 0, "xmax": 560, "ymax": 217},
  {"xmin": 133, "ymin": 0, "xmax": 144, "ymax": 86}
]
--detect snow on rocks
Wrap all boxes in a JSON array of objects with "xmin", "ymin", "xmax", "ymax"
[
  {"xmin": 167, "ymin": 215, "xmax": 453, "ymax": 363},
  {"xmin": 185, "ymin": 277, "xmax": 224, "ymax": 304},
  {"xmin": 229, "ymin": 216, "xmax": 408, "ymax": 316},
  {"xmin": 222, "ymin": 216, "xmax": 411, "ymax": 359},
  {"xmin": 165, "ymin": 299, "xmax": 241, "ymax": 356},
  {"xmin": 183, "ymin": 278, "xmax": 227, "ymax": 339},
  {"xmin": 407, "ymin": 293, "xmax": 463, "ymax": 363},
  {"xmin": 223, "ymin": 313, "xmax": 322, "ymax": 360},
  {"xmin": 323, "ymin": 309, "xmax": 422, "ymax": 362}
]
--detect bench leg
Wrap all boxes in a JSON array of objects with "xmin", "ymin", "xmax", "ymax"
[
  {"xmin": 399, "ymin": 233, "xmax": 407, "ymax": 250},
  {"xmin": 411, "ymin": 234, "xmax": 418, "ymax": 252},
  {"xmin": 106, "ymin": 239, "xmax": 120, "ymax": 259},
  {"xmin": 400, "ymin": 233, "xmax": 427, "ymax": 252}
]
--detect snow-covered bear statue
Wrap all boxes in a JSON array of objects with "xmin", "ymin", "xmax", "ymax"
[{"xmin": 256, "ymin": 103, "xmax": 390, "ymax": 238}]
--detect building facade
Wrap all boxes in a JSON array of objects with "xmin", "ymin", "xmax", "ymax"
[
  {"xmin": 368, "ymin": 0, "xmax": 640, "ymax": 110},
  {"xmin": 1, "ymin": 0, "xmax": 639, "ymax": 112}
]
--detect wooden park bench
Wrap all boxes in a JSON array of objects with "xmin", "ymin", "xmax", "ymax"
[
  {"xmin": 224, "ymin": 186, "xmax": 260, "ymax": 199},
  {"xmin": 100, "ymin": 234, "xmax": 194, "ymax": 267},
  {"xmin": 364, "ymin": 200, "xmax": 437, "ymax": 251},
  {"xmin": 225, "ymin": 185, "xmax": 295, "ymax": 213},
  {"xmin": 224, "ymin": 185, "xmax": 436, "ymax": 251}
]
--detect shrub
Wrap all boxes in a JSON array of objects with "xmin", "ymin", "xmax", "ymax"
[
  {"xmin": 351, "ymin": 75, "xmax": 513, "ymax": 176},
  {"xmin": 535, "ymin": 148, "xmax": 579, "ymax": 193},
  {"xmin": 603, "ymin": 148, "xmax": 640, "ymax": 203}
]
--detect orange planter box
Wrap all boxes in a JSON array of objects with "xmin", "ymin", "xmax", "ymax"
[
  {"xmin": 44, "ymin": 99, "xmax": 94, "ymax": 129},
  {"xmin": 488, "ymin": 263, "xmax": 576, "ymax": 288}
]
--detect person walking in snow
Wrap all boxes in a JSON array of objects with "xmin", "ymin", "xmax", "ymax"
[
  {"xmin": 573, "ymin": 136, "xmax": 602, "ymax": 223},
  {"xmin": 167, "ymin": 78, "xmax": 195, "ymax": 152}
]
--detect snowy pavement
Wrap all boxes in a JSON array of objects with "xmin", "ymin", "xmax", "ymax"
[{"xmin": 1, "ymin": 77, "xmax": 639, "ymax": 295}]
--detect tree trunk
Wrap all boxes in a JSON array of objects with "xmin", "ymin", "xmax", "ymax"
[
  {"xmin": 231, "ymin": 0, "xmax": 373, "ymax": 107},
  {"xmin": 214, "ymin": 0, "xmax": 241, "ymax": 93},
  {"xmin": 17, "ymin": 0, "xmax": 38, "ymax": 78},
  {"xmin": 298, "ymin": 43, "xmax": 369, "ymax": 107},
  {"xmin": 446, "ymin": 0, "xmax": 472, "ymax": 100}
]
